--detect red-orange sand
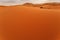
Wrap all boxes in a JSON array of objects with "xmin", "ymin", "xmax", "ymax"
[{"xmin": 0, "ymin": 5, "xmax": 60, "ymax": 40}]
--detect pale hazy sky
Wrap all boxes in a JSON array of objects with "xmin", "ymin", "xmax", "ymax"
[
  {"xmin": 0, "ymin": 0, "xmax": 60, "ymax": 6},
  {"xmin": 0, "ymin": 0, "xmax": 60, "ymax": 4},
  {"xmin": 0, "ymin": 0, "xmax": 47, "ymax": 3}
]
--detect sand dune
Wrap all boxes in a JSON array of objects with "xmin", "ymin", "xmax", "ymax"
[
  {"xmin": 23, "ymin": 3, "xmax": 60, "ymax": 9},
  {"xmin": 0, "ymin": 5, "xmax": 60, "ymax": 40}
]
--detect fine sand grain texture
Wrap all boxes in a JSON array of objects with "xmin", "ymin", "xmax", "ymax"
[{"xmin": 0, "ymin": 6, "xmax": 60, "ymax": 40}]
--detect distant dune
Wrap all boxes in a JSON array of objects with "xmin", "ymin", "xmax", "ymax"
[
  {"xmin": 22, "ymin": 3, "xmax": 60, "ymax": 9},
  {"xmin": 0, "ymin": 2, "xmax": 60, "ymax": 9}
]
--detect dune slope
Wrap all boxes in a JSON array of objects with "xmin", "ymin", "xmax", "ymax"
[{"xmin": 0, "ymin": 6, "xmax": 60, "ymax": 40}]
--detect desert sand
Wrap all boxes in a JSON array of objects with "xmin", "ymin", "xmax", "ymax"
[{"xmin": 0, "ymin": 5, "xmax": 60, "ymax": 40}]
